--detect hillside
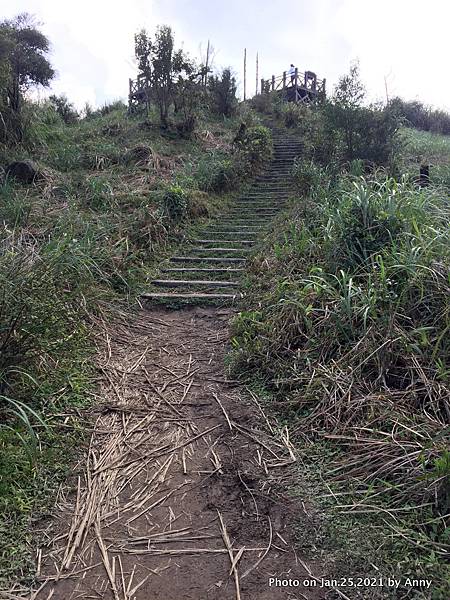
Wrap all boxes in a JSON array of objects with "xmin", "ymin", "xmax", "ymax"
[
  {"xmin": 0, "ymin": 101, "xmax": 276, "ymax": 586},
  {"xmin": 1, "ymin": 17, "xmax": 449, "ymax": 600}
]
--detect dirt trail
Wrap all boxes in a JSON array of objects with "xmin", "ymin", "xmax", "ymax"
[{"xmin": 32, "ymin": 306, "xmax": 326, "ymax": 600}]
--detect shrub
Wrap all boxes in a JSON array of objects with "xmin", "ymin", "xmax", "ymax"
[
  {"xmin": 158, "ymin": 184, "xmax": 189, "ymax": 220},
  {"xmin": 195, "ymin": 151, "xmax": 240, "ymax": 192},
  {"xmin": 323, "ymin": 102, "xmax": 400, "ymax": 167},
  {"xmin": 280, "ymin": 103, "xmax": 305, "ymax": 128},
  {"xmin": 291, "ymin": 158, "xmax": 329, "ymax": 196},
  {"xmin": 208, "ymin": 68, "xmax": 237, "ymax": 117},
  {"xmin": 99, "ymin": 100, "xmax": 127, "ymax": 117},
  {"xmin": 48, "ymin": 94, "xmax": 79, "ymax": 124},
  {"xmin": 390, "ymin": 97, "xmax": 450, "ymax": 136},
  {"xmin": 250, "ymin": 92, "xmax": 273, "ymax": 114},
  {"xmin": 195, "ymin": 125, "xmax": 272, "ymax": 193},
  {"xmin": 236, "ymin": 125, "xmax": 272, "ymax": 174}
]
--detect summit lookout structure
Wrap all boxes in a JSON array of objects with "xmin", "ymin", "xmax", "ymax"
[{"xmin": 259, "ymin": 67, "xmax": 326, "ymax": 104}]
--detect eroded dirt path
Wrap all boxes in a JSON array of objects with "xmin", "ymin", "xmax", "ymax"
[{"xmin": 32, "ymin": 307, "xmax": 325, "ymax": 600}]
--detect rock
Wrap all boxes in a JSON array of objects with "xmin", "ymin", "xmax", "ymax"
[{"xmin": 6, "ymin": 160, "xmax": 41, "ymax": 184}]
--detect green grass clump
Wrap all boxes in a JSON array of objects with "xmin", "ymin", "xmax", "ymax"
[
  {"xmin": 195, "ymin": 125, "xmax": 273, "ymax": 193},
  {"xmin": 195, "ymin": 151, "xmax": 240, "ymax": 192},
  {"xmin": 231, "ymin": 170, "xmax": 449, "ymax": 596}
]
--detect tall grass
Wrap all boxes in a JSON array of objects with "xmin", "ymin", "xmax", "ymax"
[
  {"xmin": 400, "ymin": 127, "xmax": 450, "ymax": 189},
  {"xmin": 231, "ymin": 169, "xmax": 449, "ymax": 591}
]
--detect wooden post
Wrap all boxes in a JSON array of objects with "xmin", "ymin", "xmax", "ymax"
[
  {"xmin": 128, "ymin": 78, "xmax": 133, "ymax": 110},
  {"xmin": 294, "ymin": 68, "xmax": 298, "ymax": 102},
  {"xmin": 256, "ymin": 52, "xmax": 259, "ymax": 95},
  {"xmin": 204, "ymin": 40, "xmax": 210, "ymax": 87},
  {"xmin": 419, "ymin": 165, "xmax": 430, "ymax": 187},
  {"xmin": 271, "ymin": 75, "xmax": 275, "ymax": 91},
  {"xmin": 384, "ymin": 75, "xmax": 389, "ymax": 104},
  {"xmin": 283, "ymin": 71, "xmax": 286, "ymax": 89},
  {"xmin": 243, "ymin": 48, "xmax": 247, "ymax": 101}
]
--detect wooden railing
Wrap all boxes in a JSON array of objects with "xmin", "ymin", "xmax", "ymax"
[
  {"xmin": 259, "ymin": 68, "xmax": 326, "ymax": 103},
  {"xmin": 128, "ymin": 75, "xmax": 151, "ymax": 112}
]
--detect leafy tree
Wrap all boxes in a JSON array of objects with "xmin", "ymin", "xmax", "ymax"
[
  {"xmin": 333, "ymin": 60, "xmax": 365, "ymax": 108},
  {"xmin": 134, "ymin": 29, "xmax": 152, "ymax": 79},
  {"xmin": 208, "ymin": 68, "xmax": 237, "ymax": 117},
  {"xmin": 0, "ymin": 13, "xmax": 54, "ymax": 142},
  {"xmin": 48, "ymin": 94, "xmax": 79, "ymax": 124},
  {"xmin": 134, "ymin": 25, "xmax": 195, "ymax": 128},
  {"xmin": 173, "ymin": 77, "xmax": 202, "ymax": 137},
  {"xmin": 389, "ymin": 97, "xmax": 450, "ymax": 135},
  {"xmin": 324, "ymin": 62, "xmax": 399, "ymax": 166}
]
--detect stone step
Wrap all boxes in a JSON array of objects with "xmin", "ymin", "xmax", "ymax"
[
  {"xmin": 142, "ymin": 292, "xmax": 238, "ymax": 301},
  {"xmin": 204, "ymin": 226, "xmax": 262, "ymax": 231},
  {"xmin": 151, "ymin": 279, "xmax": 239, "ymax": 288},
  {"xmin": 230, "ymin": 206, "xmax": 279, "ymax": 210},
  {"xmin": 193, "ymin": 239, "xmax": 255, "ymax": 245},
  {"xmin": 242, "ymin": 195, "xmax": 289, "ymax": 199},
  {"xmin": 189, "ymin": 247, "xmax": 250, "ymax": 253},
  {"xmin": 237, "ymin": 198, "xmax": 287, "ymax": 202},
  {"xmin": 228, "ymin": 208, "xmax": 279, "ymax": 213},
  {"xmin": 201, "ymin": 230, "xmax": 260, "ymax": 236},
  {"xmin": 234, "ymin": 204, "xmax": 285, "ymax": 208},
  {"xmin": 162, "ymin": 267, "xmax": 244, "ymax": 274},
  {"xmin": 218, "ymin": 219, "xmax": 271, "ymax": 224},
  {"xmin": 219, "ymin": 217, "xmax": 273, "ymax": 222},
  {"xmin": 170, "ymin": 256, "xmax": 246, "ymax": 263}
]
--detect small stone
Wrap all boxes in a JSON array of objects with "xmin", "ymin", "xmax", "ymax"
[{"xmin": 6, "ymin": 160, "xmax": 41, "ymax": 184}]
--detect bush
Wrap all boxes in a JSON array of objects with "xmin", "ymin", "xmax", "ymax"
[
  {"xmin": 195, "ymin": 151, "xmax": 240, "ymax": 192},
  {"xmin": 99, "ymin": 100, "xmax": 127, "ymax": 117},
  {"xmin": 48, "ymin": 95, "xmax": 79, "ymax": 124},
  {"xmin": 250, "ymin": 92, "xmax": 276, "ymax": 114},
  {"xmin": 208, "ymin": 68, "xmax": 237, "ymax": 117},
  {"xmin": 280, "ymin": 103, "xmax": 305, "ymax": 128},
  {"xmin": 390, "ymin": 97, "xmax": 450, "ymax": 136},
  {"xmin": 235, "ymin": 125, "xmax": 272, "ymax": 175},
  {"xmin": 195, "ymin": 126, "xmax": 272, "ymax": 193},
  {"xmin": 291, "ymin": 158, "xmax": 329, "ymax": 196},
  {"xmin": 323, "ymin": 102, "xmax": 400, "ymax": 167},
  {"xmin": 158, "ymin": 184, "xmax": 189, "ymax": 220}
]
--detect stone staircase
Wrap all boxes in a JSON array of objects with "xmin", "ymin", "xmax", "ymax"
[{"xmin": 142, "ymin": 128, "xmax": 302, "ymax": 304}]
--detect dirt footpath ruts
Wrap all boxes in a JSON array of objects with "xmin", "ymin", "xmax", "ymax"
[{"xmin": 32, "ymin": 306, "xmax": 326, "ymax": 600}]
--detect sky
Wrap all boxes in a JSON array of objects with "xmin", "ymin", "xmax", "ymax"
[{"xmin": 2, "ymin": 0, "xmax": 449, "ymax": 110}]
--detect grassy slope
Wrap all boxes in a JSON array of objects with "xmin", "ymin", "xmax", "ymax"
[
  {"xmin": 400, "ymin": 127, "xmax": 450, "ymax": 188},
  {"xmin": 230, "ymin": 127, "xmax": 450, "ymax": 599},
  {"xmin": 0, "ymin": 105, "xmax": 241, "ymax": 586}
]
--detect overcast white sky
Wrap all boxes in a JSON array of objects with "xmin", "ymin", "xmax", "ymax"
[{"xmin": 2, "ymin": 0, "xmax": 449, "ymax": 110}]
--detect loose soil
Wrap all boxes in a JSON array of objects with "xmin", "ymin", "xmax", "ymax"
[{"xmin": 29, "ymin": 306, "xmax": 327, "ymax": 600}]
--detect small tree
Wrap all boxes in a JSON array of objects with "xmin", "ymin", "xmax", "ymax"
[
  {"xmin": 208, "ymin": 68, "xmax": 237, "ymax": 117},
  {"xmin": 49, "ymin": 94, "xmax": 79, "ymax": 124},
  {"xmin": 328, "ymin": 61, "xmax": 365, "ymax": 160},
  {"xmin": 333, "ymin": 61, "xmax": 366, "ymax": 109},
  {"xmin": 134, "ymin": 25, "xmax": 195, "ymax": 128},
  {"xmin": 0, "ymin": 13, "xmax": 54, "ymax": 142},
  {"xmin": 324, "ymin": 62, "xmax": 399, "ymax": 166}
]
